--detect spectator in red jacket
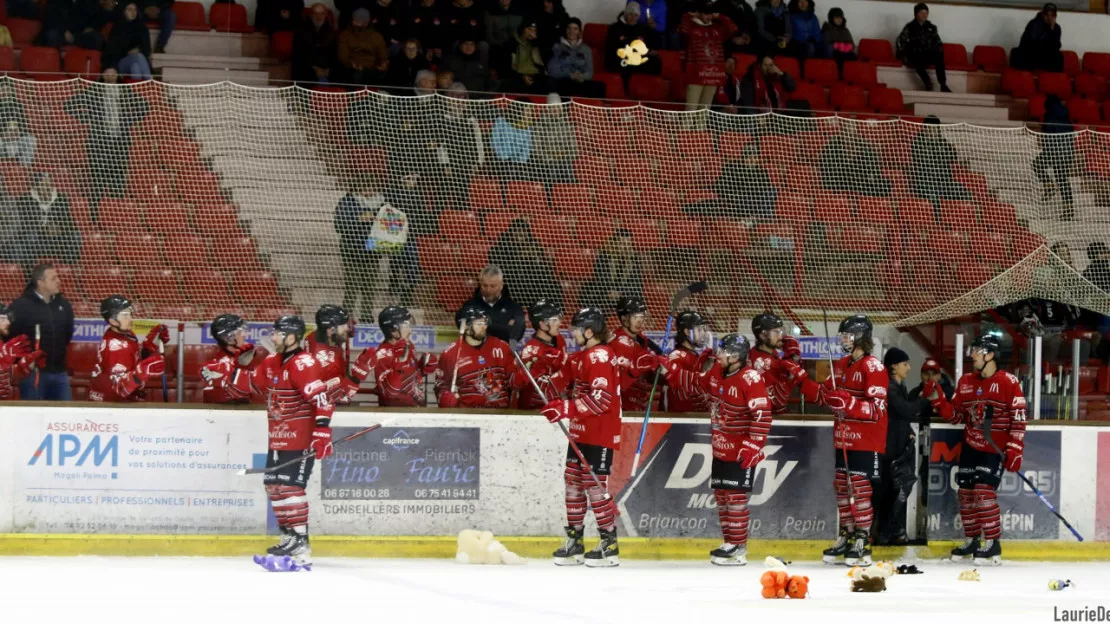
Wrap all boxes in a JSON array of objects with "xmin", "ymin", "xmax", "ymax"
[{"xmin": 678, "ymin": 3, "xmax": 738, "ymax": 111}]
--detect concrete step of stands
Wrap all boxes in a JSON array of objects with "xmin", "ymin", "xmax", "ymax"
[
  {"xmin": 901, "ymin": 91, "xmax": 1009, "ymax": 107},
  {"xmin": 160, "ymin": 66, "xmax": 273, "ymax": 86},
  {"xmin": 876, "ymin": 66, "xmax": 1001, "ymax": 95},
  {"xmin": 191, "ymin": 126, "xmax": 318, "ymax": 160},
  {"xmin": 912, "ymin": 101, "xmax": 1013, "ymax": 122},
  {"xmin": 154, "ymin": 54, "xmax": 291, "ymax": 84},
  {"xmin": 149, "ymin": 29, "xmax": 270, "ymax": 58},
  {"xmin": 220, "ymin": 160, "xmax": 335, "ymax": 191}
]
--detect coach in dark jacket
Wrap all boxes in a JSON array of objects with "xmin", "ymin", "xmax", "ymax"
[
  {"xmin": 463, "ymin": 265, "xmax": 526, "ymax": 343},
  {"xmin": 877, "ymin": 347, "xmax": 925, "ymax": 545},
  {"xmin": 9, "ymin": 263, "xmax": 75, "ymax": 401}
]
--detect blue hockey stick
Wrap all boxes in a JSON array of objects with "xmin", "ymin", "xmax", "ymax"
[{"xmin": 630, "ymin": 281, "xmax": 707, "ymax": 477}]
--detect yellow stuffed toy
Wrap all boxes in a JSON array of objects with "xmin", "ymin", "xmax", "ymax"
[
  {"xmin": 618, "ymin": 39, "xmax": 650, "ymax": 67},
  {"xmin": 455, "ymin": 530, "xmax": 525, "ymax": 565}
]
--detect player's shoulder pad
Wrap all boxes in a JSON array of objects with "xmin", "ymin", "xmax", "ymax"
[
  {"xmin": 291, "ymin": 351, "xmax": 317, "ymax": 371},
  {"xmin": 741, "ymin": 366, "xmax": 763, "ymax": 386},
  {"xmin": 863, "ymin": 355, "xmax": 885, "ymax": 373},
  {"xmin": 586, "ymin": 344, "xmax": 613, "ymax": 364}
]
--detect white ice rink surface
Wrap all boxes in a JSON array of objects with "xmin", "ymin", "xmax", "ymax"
[{"xmin": 1, "ymin": 556, "xmax": 1107, "ymax": 623}]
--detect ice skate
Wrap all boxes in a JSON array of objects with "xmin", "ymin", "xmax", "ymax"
[
  {"xmin": 709, "ymin": 543, "xmax": 747, "ymax": 566},
  {"xmin": 973, "ymin": 539, "xmax": 1002, "ymax": 566},
  {"xmin": 553, "ymin": 526, "xmax": 585, "ymax": 566},
  {"xmin": 266, "ymin": 527, "xmax": 295, "ymax": 556},
  {"xmin": 823, "ymin": 526, "xmax": 852, "ymax": 564},
  {"xmin": 844, "ymin": 529, "xmax": 872, "ymax": 566},
  {"xmin": 286, "ymin": 534, "xmax": 312, "ymax": 570},
  {"xmin": 584, "ymin": 528, "xmax": 619, "ymax": 568},
  {"xmin": 950, "ymin": 537, "xmax": 980, "ymax": 562}
]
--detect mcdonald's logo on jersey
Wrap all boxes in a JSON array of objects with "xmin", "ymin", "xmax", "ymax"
[
  {"xmin": 492, "ymin": 348, "xmax": 504, "ymax": 359},
  {"xmin": 990, "ymin": 383, "xmax": 1000, "ymax": 394}
]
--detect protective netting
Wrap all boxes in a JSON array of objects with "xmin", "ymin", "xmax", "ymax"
[{"xmin": 3, "ymin": 77, "xmax": 1110, "ymax": 329}]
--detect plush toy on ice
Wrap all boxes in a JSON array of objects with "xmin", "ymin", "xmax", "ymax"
[
  {"xmin": 455, "ymin": 530, "xmax": 525, "ymax": 565},
  {"xmin": 848, "ymin": 562, "xmax": 894, "ymax": 592},
  {"xmin": 760, "ymin": 556, "xmax": 809, "ymax": 599}
]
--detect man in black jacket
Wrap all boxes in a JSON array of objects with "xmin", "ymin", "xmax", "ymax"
[
  {"xmin": 1013, "ymin": 3, "xmax": 1062, "ymax": 73},
  {"xmin": 461, "ymin": 265, "xmax": 525, "ymax": 344},
  {"xmin": 9, "ymin": 263, "xmax": 75, "ymax": 401},
  {"xmin": 877, "ymin": 347, "xmax": 927, "ymax": 545}
]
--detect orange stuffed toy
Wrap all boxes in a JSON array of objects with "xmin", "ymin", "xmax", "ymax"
[
  {"xmin": 786, "ymin": 575, "xmax": 810, "ymax": 599},
  {"xmin": 760, "ymin": 570, "xmax": 788, "ymax": 599}
]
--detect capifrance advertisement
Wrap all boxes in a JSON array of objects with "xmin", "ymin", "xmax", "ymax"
[{"xmin": 0, "ymin": 407, "xmax": 1093, "ymax": 540}]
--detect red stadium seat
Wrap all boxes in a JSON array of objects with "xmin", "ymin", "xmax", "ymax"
[
  {"xmin": 667, "ymin": 218, "xmax": 702, "ymax": 248},
  {"xmin": 134, "ymin": 268, "xmax": 181, "ymax": 304},
  {"xmin": 842, "ymin": 61, "xmax": 878, "ymax": 87},
  {"xmin": 116, "ymin": 232, "xmax": 163, "ymax": 267},
  {"xmin": 897, "ymin": 198, "xmax": 936, "ymax": 226},
  {"xmin": 776, "ymin": 193, "xmax": 812, "ymax": 221},
  {"xmin": 81, "ymin": 232, "xmax": 117, "ymax": 266},
  {"xmin": 790, "ymin": 82, "xmax": 829, "ymax": 112},
  {"xmin": 0, "ymin": 263, "xmax": 24, "ymax": 299},
  {"xmin": 870, "ymin": 87, "xmax": 904, "ymax": 115},
  {"xmin": 1083, "ymin": 52, "xmax": 1110, "ymax": 78},
  {"xmin": 468, "ymin": 178, "xmax": 504, "ymax": 212},
  {"xmin": 732, "ymin": 53, "xmax": 757, "ymax": 76},
  {"xmin": 439, "ymin": 210, "xmax": 481, "ymax": 239},
  {"xmin": 194, "ymin": 203, "xmax": 240, "ymax": 238},
  {"xmin": 174, "ymin": 1, "xmax": 211, "ymax": 30},
  {"xmin": 677, "ymin": 131, "xmax": 715, "ymax": 159},
  {"xmin": 81, "ymin": 265, "xmax": 130, "ymax": 300},
  {"xmin": 772, "ymin": 56, "xmax": 800, "ymax": 80},
  {"xmin": 942, "ymin": 44, "xmax": 976, "ymax": 71},
  {"xmin": 63, "ymin": 48, "xmax": 101, "ymax": 78},
  {"xmin": 1102, "ymin": 100, "xmax": 1110, "ymax": 125},
  {"xmin": 185, "ymin": 269, "xmax": 235, "ymax": 309},
  {"xmin": 482, "ymin": 209, "xmax": 517, "ymax": 240},
  {"xmin": 813, "ymin": 193, "xmax": 854, "ymax": 222},
  {"xmin": 858, "ymin": 39, "xmax": 900, "ymax": 67},
  {"xmin": 1068, "ymin": 97, "xmax": 1101, "ymax": 125},
  {"xmin": 1062, "ymin": 50, "xmax": 1081, "ymax": 76},
  {"xmin": 572, "ymin": 154, "xmax": 612, "ymax": 186},
  {"xmin": 0, "ymin": 47, "xmax": 15, "ymax": 73},
  {"xmin": 593, "ymin": 73, "xmax": 625, "ymax": 100},
  {"xmin": 628, "ymin": 75, "xmax": 670, "ymax": 103},
  {"xmin": 596, "ymin": 185, "xmax": 635, "ymax": 220},
  {"xmin": 210, "ymin": 235, "xmax": 262, "ymax": 270},
  {"xmin": 551, "ymin": 184, "xmax": 595, "ymax": 217},
  {"xmin": 554, "ymin": 248, "xmax": 595, "ymax": 281},
  {"xmin": 1075, "ymin": 73, "xmax": 1108, "ymax": 101},
  {"xmin": 506, "ymin": 181, "xmax": 547, "ymax": 214},
  {"xmin": 804, "ymin": 59, "xmax": 839, "ymax": 86},
  {"xmin": 940, "ymin": 200, "xmax": 978, "ymax": 226},
  {"xmin": 1037, "ymin": 72, "xmax": 1072, "ymax": 98},
  {"xmin": 19, "ymin": 46, "xmax": 63, "ymax": 80},
  {"xmin": 718, "ymin": 131, "xmax": 753, "ymax": 160},
  {"xmin": 144, "ymin": 202, "xmax": 190, "ymax": 237},
  {"xmin": 5, "ymin": 18, "xmax": 41, "ymax": 48},
  {"xmin": 234, "ymin": 270, "xmax": 283, "ymax": 307},
  {"xmin": 830, "ymin": 84, "xmax": 867, "ymax": 112},
  {"xmin": 209, "ymin": 2, "xmax": 252, "ymax": 32},
  {"xmin": 583, "ymin": 23, "xmax": 608, "ymax": 51},
  {"xmin": 97, "ymin": 198, "xmax": 143, "ymax": 234},
  {"xmin": 657, "ymin": 50, "xmax": 683, "ymax": 82},
  {"xmin": 271, "ymin": 31, "xmax": 294, "ymax": 62},
  {"xmin": 858, "ymin": 196, "xmax": 894, "ymax": 224},
  {"xmin": 972, "ymin": 45, "xmax": 1007, "ymax": 72},
  {"xmin": 1001, "ymin": 69, "xmax": 1036, "ymax": 98},
  {"xmin": 162, "ymin": 233, "xmax": 209, "ymax": 269},
  {"xmin": 1028, "ymin": 93, "xmax": 1046, "ymax": 120},
  {"xmin": 640, "ymin": 187, "xmax": 680, "ymax": 219}
]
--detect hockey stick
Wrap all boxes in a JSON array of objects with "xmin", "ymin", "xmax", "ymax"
[
  {"xmin": 630, "ymin": 280, "xmax": 708, "ymax": 477},
  {"xmin": 33, "ymin": 324, "xmax": 40, "ymax": 392},
  {"xmin": 449, "ymin": 320, "xmax": 465, "ymax": 394},
  {"xmin": 509, "ymin": 344, "xmax": 612, "ymax": 501},
  {"xmin": 237, "ymin": 422, "xmax": 389, "ymax": 475},
  {"xmin": 823, "ymin": 309, "xmax": 855, "ymax": 508},
  {"xmin": 983, "ymin": 406, "xmax": 1083, "ymax": 542}
]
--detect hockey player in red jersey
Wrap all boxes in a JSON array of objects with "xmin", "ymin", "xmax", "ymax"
[
  {"xmin": 517, "ymin": 299, "xmax": 568, "ymax": 409},
  {"xmin": 609, "ymin": 296, "xmax": 663, "ymax": 412},
  {"xmin": 89, "ymin": 296, "xmax": 167, "ymax": 402},
  {"xmin": 437, "ymin": 304, "xmax": 519, "ymax": 408},
  {"xmin": 749, "ymin": 313, "xmax": 807, "ymax": 415},
  {"xmin": 0, "ymin": 302, "xmax": 43, "ymax": 400},
  {"xmin": 306, "ymin": 304, "xmax": 361, "ymax": 405},
  {"xmin": 199, "ymin": 314, "xmax": 256, "ymax": 404},
  {"xmin": 248, "ymin": 315, "xmax": 334, "ymax": 568},
  {"xmin": 924, "ymin": 334, "xmax": 1025, "ymax": 566},
  {"xmin": 365, "ymin": 306, "xmax": 438, "ymax": 407},
  {"xmin": 542, "ymin": 307, "xmax": 623, "ymax": 568},
  {"xmin": 798, "ymin": 314, "xmax": 888, "ymax": 566},
  {"xmin": 665, "ymin": 333, "xmax": 771, "ymax": 565},
  {"xmin": 661, "ymin": 310, "xmax": 714, "ymax": 412}
]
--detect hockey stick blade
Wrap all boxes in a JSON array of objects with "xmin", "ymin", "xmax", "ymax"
[
  {"xmin": 669, "ymin": 280, "xmax": 708, "ymax": 312},
  {"xmin": 237, "ymin": 419, "xmax": 394, "ymax": 475}
]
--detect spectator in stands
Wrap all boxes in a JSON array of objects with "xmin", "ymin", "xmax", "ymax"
[
  {"xmin": 9, "ymin": 263, "xmax": 75, "ymax": 401},
  {"xmin": 895, "ymin": 3, "xmax": 949, "ymax": 92},
  {"xmin": 488, "ymin": 219, "xmax": 561, "ymax": 311},
  {"xmin": 434, "ymin": 86, "xmax": 485, "ymax": 209},
  {"xmin": 387, "ymin": 39, "xmax": 432, "ymax": 94},
  {"xmin": 819, "ymin": 121, "xmax": 890, "ymax": 197},
  {"xmin": 731, "ymin": 54, "xmax": 796, "ymax": 113},
  {"xmin": 409, "ymin": 0, "xmax": 446, "ymax": 61},
  {"xmin": 754, "ymin": 0, "xmax": 791, "ymax": 57},
  {"xmin": 0, "ymin": 82, "xmax": 28, "ymax": 133},
  {"xmin": 463, "ymin": 265, "xmax": 527, "ymax": 343},
  {"xmin": 105, "ymin": 3, "xmax": 154, "ymax": 80},
  {"xmin": 535, "ymin": 0, "xmax": 570, "ymax": 64},
  {"xmin": 715, "ymin": 144, "xmax": 776, "ymax": 220},
  {"xmin": 414, "ymin": 69, "xmax": 437, "ymax": 95},
  {"xmin": 77, "ymin": 0, "xmax": 121, "ymax": 51},
  {"xmin": 436, "ymin": 69, "xmax": 455, "ymax": 92},
  {"xmin": 719, "ymin": 0, "xmax": 757, "ymax": 56},
  {"xmin": 40, "ymin": 0, "xmax": 87, "ymax": 49},
  {"xmin": 534, "ymin": 92, "xmax": 577, "ymax": 184},
  {"xmin": 381, "ymin": 175, "xmax": 422, "ymax": 307},
  {"xmin": 256, "ymin": 0, "xmax": 304, "ymax": 34},
  {"xmin": 491, "ymin": 99, "xmax": 534, "ymax": 179},
  {"xmin": 347, "ymin": 91, "xmax": 385, "ymax": 147},
  {"xmin": 1083, "ymin": 242, "xmax": 1110, "ymax": 293},
  {"xmin": 368, "ymin": 0, "xmax": 405, "ymax": 55},
  {"xmin": 787, "ymin": 0, "xmax": 825, "ymax": 60},
  {"xmin": 6, "ymin": 0, "xmax": 39, "ymax": 19},
  {"xmin": 334, "ymin": 174, "xmax": 387, "ymax": 320},
  {"xmin": 142, "ymin": 0, "xmax": 177, "ymax": 54},
  {"xmin": 0, "ymin": 120, "xmax": 36, "ymax": 167},
  {"xmin": 506, "ymin": 21, "xmax": 547, "ymax": 93},
  {"xmin": 1014, "ymin": 3, "xmax": 1062, "ymax": 73},
  {"xmin": 631, "ymin": 0, "xmax": 667, "ymax": 36},
  {"xmin": 549, "ymin": 19, "xmax": 605, "ymax": 99},
  {"xmin": 64, "ymin": 69, "xmax": 150, "ymax": 212},
  {"xmin": 822, "ymin": 7, "xmax": 855, "ymax": 75},
  {"xmin": 445, "ymin": 0, "xmax": 484, "ymax": 54},
  {"xmin": 605, "ymin": 3, "xmax": 662, "ymax": 77},
  {"xmin": 486, "ymin": 0, "xmax": 525, "ymax": 73},
  {"xmin": 445, "ymin": 38, "xmax": 489, "ymax": 94},
  {"xmin": 1033, "ymin": 94, "xmax": 1075, "ymax": 217},
  {"xmin": 0, "ymin": 185, "xmax": 19, "ymax": 264},
  {"xmin": 338, "ymin": 8, "xmax": 390, "ymax": 87},
  {"xmin": 293, "ymin": 3, "xmax": 338, "ymax": 85},
  {"xmin": 581, "ymin": 228, "xmax": 645, "ymax": 313},
  {"xmin": 679, "ymin": 3, "xmax": 738, "ymax": 112},
  {"xmin": 910, "ymin": 116, "xmax": 970, "ymax": 212},
  {"xmin": 17, "ymin": 173, "xmax": 80, "ymax": 267}
]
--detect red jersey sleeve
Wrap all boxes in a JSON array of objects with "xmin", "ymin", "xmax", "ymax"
[
  {"xmin": 842, "ymin": 357, "xmax": 888, "ymax": 423},
  {"xmin": 570, "ymin": 349, "xmax": 617, "ymax": 418},
  {"xmin": 1003, "ymin": 373, "xmax": 1028, "ymax": 454}
]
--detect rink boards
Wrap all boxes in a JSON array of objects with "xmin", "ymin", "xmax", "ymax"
[{"xmin": 1, "ymin": 405, "xmax": 1109, "ymax": 558}]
